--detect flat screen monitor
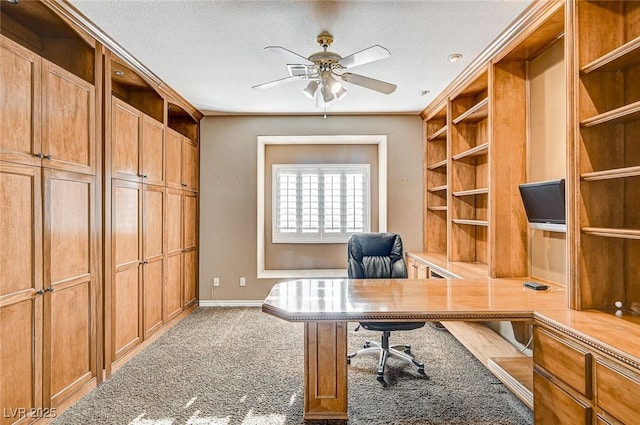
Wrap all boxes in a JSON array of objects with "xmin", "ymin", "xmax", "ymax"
[{"xmin": 518, "ymin": 179, "xmax": 566, "ymax": 232}]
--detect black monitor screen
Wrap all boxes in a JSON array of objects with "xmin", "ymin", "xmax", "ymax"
[{"xmin": 518, "ymin": 179, "xmax": 565, "ymax": 225}]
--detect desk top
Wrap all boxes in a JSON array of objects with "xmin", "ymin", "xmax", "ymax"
[{"xmin": 262, "ymin": 278, "xmax": 568, "ymax": 322}]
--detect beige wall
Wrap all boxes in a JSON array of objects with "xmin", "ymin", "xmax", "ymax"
[
  {"xmin": 199, "ymin": 115, "xmax": 423, "ymax": 301},
  {"xmin": 528, "ymin": 39, "xmax": 566, "ymax": 284}
]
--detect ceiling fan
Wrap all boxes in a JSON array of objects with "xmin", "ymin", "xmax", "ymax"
[{"xmin": 252, "ymin": 31, "xmax": 396, "ymax": 105}]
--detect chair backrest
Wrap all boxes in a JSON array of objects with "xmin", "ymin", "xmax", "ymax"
[{"xmin": 347, "ymin": 233, "xmax": 408, "ymax": 279}]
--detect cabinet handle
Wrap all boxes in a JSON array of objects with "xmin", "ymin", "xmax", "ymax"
[
  {"xmin": 44, "ymin": 154, "xmax": 52, "ymax": 160},
  {"xmin": 143, "ymin": 174, "xmax": 148, "ymax": 178},
  {"xmin": 34, "ymin": 152, "xmax": 44, "ymax": 159},
  {"xmin": 181, "ymin": 182, "xmax": 187, "ymax": 187},
  {"xmin": 46, "ymin": 287, "xmax": 54, "ymax": 292},
  {"xmin": 36, "ymin": 289, "xmax": 45, "ymax": 295}
]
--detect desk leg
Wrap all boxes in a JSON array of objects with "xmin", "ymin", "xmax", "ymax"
[{"xmin": 303, "ymin": 321, "xmax": 348, "ymax": 420}]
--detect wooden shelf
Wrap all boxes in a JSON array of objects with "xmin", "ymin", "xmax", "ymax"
[
  {"xmin": 582, "ymin": 227, "xmax": 640, "ymax": 240},
  {"xmin": 581, "ymin": 36, "xmax": 640, "ymax": 74},
  {"xmin": 427, "ymin": 159, "xmax": 447, "ymax": 170},
  {"xmin": 427, "ymin": 206, "xmax": 447, "ymax": 212},
  {"xmin": 452, "ymin": 219, "xmax": 489, "ymax": 227},
  {"xmin": 581, "ymin": 166, "xmax": 640, "ymax": 181},
  {"xmin": 428, "ymin": 125, "xmax": 447, "ymax": 141},
  {"xmin": 452, "ymin": 187, "xmax": 489, "ymax": 197},
  {"xmin": 488, "ymin": 357, "xmax": 533, "ymax": 409},
  {"xmin": 428, "ymin": 184, "xmax": 447, "ymax": 193},
  {"xmin": 581, "ymin": 100, "xmax": 640, "ymax": 127},
  {"xmin": 452, "ymin": 142, "xmax": 489, "ymax": 161},
  {"xmin": 452, "ymin": 97, "xmax": 489, "ymax": 124}
]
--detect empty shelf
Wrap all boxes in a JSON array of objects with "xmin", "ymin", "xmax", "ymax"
[
  {"xmin": 452, "ymin": 142, "xmax": 489, "ymax": 161},
  {"xmin": 452, "ymin": 98, "xmax": 489, "ymax": 124},
  {"xmin": 427, "ymin": 159, "xmax": 447, "ymax": 170},
  {"xmin": 428, "ymin": 125, "xmax": 447, "ymax": 141},
  {"xmin": 452, "ymin": 187, "xmax": 489, "ymax": 197},
  {"xmin": 581, "ymin": 36, "xmax": 640, "ymax": 74},
  {"xmin": 452, "ymin": 219, "xmax": 489, "ymax": 227},
  {"xmin": 581, "ymin": 100, "xmax": 640, "ymax": 127},
  {"xmin": 428, "ymin": 184, "xmax": 447, "ymax": 193},
  {"xmin": 581, "ymin": 166, "xmax": 640, "ymax": 181},
  {"xmin": 582, "ymin": 227, "xmax": 640, "ymax": 240},
  {"xmin": 427, "ymin": 206, "xmax": 448, "ymax": 211}
]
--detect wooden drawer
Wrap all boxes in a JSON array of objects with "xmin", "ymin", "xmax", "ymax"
[
  {"xmin": 534, "ymin": 370, "xmax": 592, "ymax": 425},
  {"xmin": 596, "ymin": 359, "xmax": 640, "ymax": 424},
  {"xmin": 534, "ymin": 327, "xmax": 592, "ymax": 397}
]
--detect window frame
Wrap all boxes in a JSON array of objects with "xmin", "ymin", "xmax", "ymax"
[
  {"xmin": 257, "ymin": 135, "xmax": 387, "ymax": 279},
  {"xmin": 272, "ymin": 163, "xmax": 371, "ymax": 243}
]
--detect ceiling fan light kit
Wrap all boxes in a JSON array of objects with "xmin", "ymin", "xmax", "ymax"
[{"xmin": 252, "ymin": 31, "xmax": 396, "ymax": 108}]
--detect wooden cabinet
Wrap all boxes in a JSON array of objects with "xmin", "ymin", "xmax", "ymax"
[
  {"xmin": 183, "ymin": 190, "xmax": 198, "ymax": 306},
  {"xmin": 143, "ymin": 184, "xmax": 165, "ymax": 338},
  {"xmin": 1, "ymin": 36, "xmax": 95, "ymax": 175},
  {"xmin": 0, "ymin": 163, "xmax": 97, "ymax": 417},
  {"xmin": 534, "ymin": 315, "xmax": 640, "ymax": 425},
  {"xmin": 406, "ymin": 256, "xmax": 428, "ymax": 279},
  {"xmin": 111, "ymin": 98, "xmax": 165, "ymax": 185},
  {"xmin": 165, "ymin": 188, "xmax": 184, "ymax": 320},
  {"xmin": 0, "ymin": 163, "xmax": 43, "ymax": 423},
  {"xmin": 111, "ymin": 179, "xmax": 143, "ymax": 361},
  {"xmin": 166, "ymin": 127, "xmax": 198, "ymax": 191}
]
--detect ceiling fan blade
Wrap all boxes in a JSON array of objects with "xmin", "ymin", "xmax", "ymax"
[
  {"xmin": 252, "ymin": 75, "xmax": 303, "ymax": 90},
  {"xmin": 338, "ymin": 45, "xmax": 391, "ymax": 69},
  {"xmin": 265, "ymin": 46, "xmax": 313, "ymax": 65},
  {"xmin": 341, "ymin": 73, "xmax": 396, "ymax": 94}
]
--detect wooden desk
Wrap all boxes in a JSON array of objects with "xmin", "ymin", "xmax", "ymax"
[{"xmin": 262, "ymin": 278, "xmax": 567, "ymax": 420}]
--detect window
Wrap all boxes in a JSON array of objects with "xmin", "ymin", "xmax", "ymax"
[{"xmin": 273, "ymin": 164, "xmax": 370, "ymax": 243}]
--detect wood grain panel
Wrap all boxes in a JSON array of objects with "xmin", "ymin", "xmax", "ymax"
[
  {"xmin": 166, "ymin": 188, "xmax": 182, "ymax": 254},
  {"xmin": 113, "ymin": 180, "xmax": 142, "ymax": 266},
  {"xmin": 182, "ymin": 138, "xmax": 198, "ymax": 191},
  {"xmin": 183, "ymin": 249, "xmax": 197, "ymax": 307},
  {"xmin": 46, "ymin": 171, "xmax": 92, "ymax": 284},
  {"xmin": 165, "ymin": 129, "xmax": 183, "ymax": 190},
  {"xmin": 303, "ymin": 322, "xmax": 348, "ymax": 420},
  {"xmin": 0, "ymin": 163, "xmax": 42, "ymax": 297},
  {"xmin": 46, "ymin": 280, "xmax": 94, "ymax": 406},
  {"xmin": 143, "ymin": 258, "xmax": 163, "ymax": 338},
  {"xmin": 534, "ymin": 327, "xmax": 591, "ymax": 397},
  {"xmin": 112, "ymin": 98, "xmax": 142, "ymax": 181},
  {"xmin": 113, "ymin": 265, "xmax": 141, "ymax": 359},
  {"xmin": 0, "ymin": 36, "xmax": 41, "ymax": 167},
  {"xmin": 164, "ymin": 252, "xmax": 183, "ymax": 321},
  {"xmin": 183, "ymin": 191, "xmax": 197, "ymax": 250},
  {"xmin": 141, "ymin": 115, "xmax": 164, "ymax": 186},
  {"xmin": 533, "ymin": 370, "xmax": 592, "ymax": 425},
  {"xmin": 596, "ymin": 359, "xmax": 640, "ymax": 424},
  {"xmin": 143, "ymin": 185, "xmax": 164, "ymax": 259},
  {"xmin": 42, "ymin": 60, "xmax": 95, "ymax": 175},
  {"xmin": 0, "ymin": 298, "xmax": 42, "ymax": 425}
]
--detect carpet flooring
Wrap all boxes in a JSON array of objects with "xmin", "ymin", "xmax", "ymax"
[{"xmin": 53, "ymin": 307, "xmax": 532, "ymax": 424}]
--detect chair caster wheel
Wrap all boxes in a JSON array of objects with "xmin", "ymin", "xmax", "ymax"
[
  {"xmin": 376, "ymin": 374, "xmax": 386, "ymax": 385},
  {"xmin": 418, "ymin": 366, "xmax": 425, "ymax": 375},
  {"xmin": 404, "ymin": 349, "xmax": 412, "ymax": 355},
  {"xmin": 347, "ymin": 358, "xmax": 351, "ymax": 365},
  {"xmin": 364, "ymin": 341, "xmax": 371, "ymax": 348}
]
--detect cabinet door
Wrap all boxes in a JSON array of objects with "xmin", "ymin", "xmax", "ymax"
[
  {"xmin": 182, "ymin": 138, "xmax": 198, "ymax": 192},
  {"xmin": 112, "ymin": 99, "xmax": 142, "ymax": 182},
  {"xmin": 41, "ymin": 60, "xmax": 95, "ymax": 175},
  {"xmin": 0, "ymin": 163, "xmax": 43, "ymax": 420},
  {"xmin": 112, "ymin": 179, "xmax": 142, "ymax": 360},
  {"xmin": 0, "ymin": 36, "xmax": 42, "ymax": 167},
  {"xmin": 596, "ymin": 359, "xmax": 640, "ymax": 425},
  {"xmin": 165, "ymin": 188, "xmax": 183, "ymax": 319},
  {"xmin": 43, "ymin": 169, "xmax": 97, "ymax": 407},
  {"xmin": 183, "ymin": 191, "xmax": 198, "ymax": 306},
  {"xmin": 143, "ymin": 185, "xmax": 164, "ymax": 337},
  {"xmin": 533, "ymin": 370, "xmax": 592, "ymax": 425},
  {"xmin": 141, "ymin": 116, "xmax": 164, "ymax": 186},
  {"xmin": 165, "ymin": 129, "xmax": 183, "ymax": 190}
]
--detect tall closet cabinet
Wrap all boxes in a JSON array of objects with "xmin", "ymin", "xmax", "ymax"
[{"xmin": 0, "ymin": 2, "xmax": 201, "ymax": 423}]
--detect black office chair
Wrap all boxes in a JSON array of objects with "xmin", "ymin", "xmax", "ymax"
[{"xmin": 346, "ymin": 232, "xmax": 425, "ymax": 383}]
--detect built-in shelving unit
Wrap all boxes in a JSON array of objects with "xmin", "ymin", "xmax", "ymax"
[
  {"xmin": 424, "ymin": 103, "xmax": 448, "ymax": 254},
  {"xmin": 450, "ymin": 70, "xmax": 489, "ymax": 264},
  {"xmin": 573, "ymin": 0, "xmax": 640, "ymax": 310}
]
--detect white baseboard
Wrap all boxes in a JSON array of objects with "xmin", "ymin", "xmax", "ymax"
[{"xmin": 199, "ymin": 300, "xmax": 264, "ymax": 307}]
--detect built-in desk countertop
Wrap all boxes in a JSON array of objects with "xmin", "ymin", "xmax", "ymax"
[{"xmin": 262, "ymin": 277, "xmax": 567, "ymax": 420}]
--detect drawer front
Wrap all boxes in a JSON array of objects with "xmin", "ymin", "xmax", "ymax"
[
  {"xmin": 534, "ymin": 370, "xmax": 592, "ymax": 425},
  {"xmin": 596, "ymin": 360, "xmax": 640, "ymax": 424},
  {"xmin": 534, "ymin": 327, "xmax": 592, "ymax": 397}
]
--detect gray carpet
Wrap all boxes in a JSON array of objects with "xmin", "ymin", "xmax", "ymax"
[{"xmin": 53, "ymin": 307, "xmax": 532, "ymax": 424}]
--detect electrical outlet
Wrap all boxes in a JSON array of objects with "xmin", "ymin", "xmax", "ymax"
[
  {"xmin": 240, "ymin": 277, "xmax": 246, "ymax": 287},
  {"xmin": 213, "ymin": 277, "xmax": 220, "ymax": 287}
]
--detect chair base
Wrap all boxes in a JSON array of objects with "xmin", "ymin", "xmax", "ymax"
[{"xmin": 347, "ymin": 331, "xmax": 425, "ymax": 383}]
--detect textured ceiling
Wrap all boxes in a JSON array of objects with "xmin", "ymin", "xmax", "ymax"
[{"xmin": 69, "ymin": 0, "xmax": 533, "ymax": 116}]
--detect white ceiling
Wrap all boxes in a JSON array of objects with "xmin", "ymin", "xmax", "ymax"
[{"xmin": 69, "ymin": 0, "xmax": 533, "ymax": 116}]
